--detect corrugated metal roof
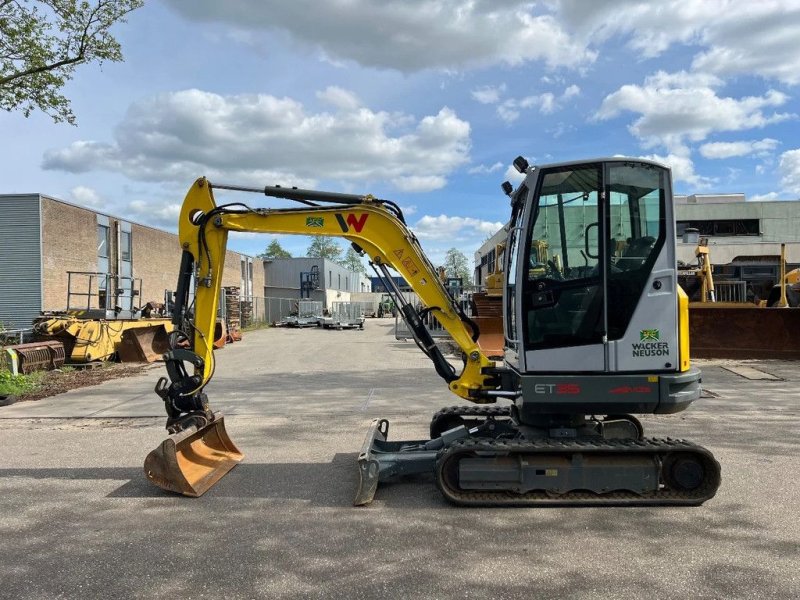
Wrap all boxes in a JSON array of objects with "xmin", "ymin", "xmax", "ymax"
[{"xmin": 0, "ymin": 195, "xmax": 42, "ymax": 329}]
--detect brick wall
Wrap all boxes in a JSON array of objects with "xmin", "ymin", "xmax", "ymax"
[
  {"xmin": 40, "ymin": 197, "xmax": 263, "ymax": 311},
  {"xmin": 41, "ymin": 197, "xmax": 99, "ymax": 310}
]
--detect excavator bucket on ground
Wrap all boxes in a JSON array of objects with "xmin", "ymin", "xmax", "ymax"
[{"xmin": 143, "ymin": 415, "xmax": 243, "ymax": 497}]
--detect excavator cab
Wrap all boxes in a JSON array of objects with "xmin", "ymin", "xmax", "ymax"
[{"xmin": 501, "ymin": 159, "xmax": 699, "ymax": 417}]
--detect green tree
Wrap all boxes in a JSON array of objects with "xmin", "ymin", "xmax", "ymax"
[
  {"xmin": 259, "ymin": 239, "xmax": 292, "ymax": 259},
  {"xmin": 0, "ymin": 0, "xmax": 144, "ymax": 124},
  {"xmin": 306, "ymin": 235, "xmax": 342, "ymax": 261},
  {"xmin": 340, "ymin": 246, "xmax": 366, "ymax": 274},
  {"xmin": 443, "ymin": 247, "xmax": 472, "ymax": 284}
]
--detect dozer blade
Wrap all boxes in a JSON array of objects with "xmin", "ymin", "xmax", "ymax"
[
  {"xmin": 143, "ymin": 415, "xmax": 243, "ymax": 497},
  {"xmin": 690, "ymin": 304, "xmax": 800, "ymax": 359}
]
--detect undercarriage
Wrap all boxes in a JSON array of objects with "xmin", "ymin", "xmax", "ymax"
[{"xmin": 355, "ymin": 406, "xmax": 721, "ymax": 507}]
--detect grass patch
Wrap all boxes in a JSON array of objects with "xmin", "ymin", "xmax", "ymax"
[
  {"xmin": 241, "ymin": 321, "xmax": 271, "ymax": 332},
  {"xmin": 0, "ymin": 371, "xmax": 44, "ymax": 397}
]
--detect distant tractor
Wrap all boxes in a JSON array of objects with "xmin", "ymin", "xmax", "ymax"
[{"xmin": 377, "ymin": 294, "xmax": 397, "ymax": 318}]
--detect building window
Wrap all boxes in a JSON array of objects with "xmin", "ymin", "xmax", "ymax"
[
  {"xmin": 338, "ymin": 273, "xmax": 341, "ymax": 289},
  {"xmin": 120, "ymin": 230, "xmax": 131, "ymax": 262},
  {"xmin": 677, "ymin": 219, "xmax": 760, "ymax": 237},
  {"xmin": 487, "ymin": 248, "xmax": 496, "ymax": 273},
  {"xmin": 329, "ymin": 271, "xmax": 332, "ymax": 287},
  {"xmin": 97, "ymin": 225, "xmax": 110, "ymax": 258}
]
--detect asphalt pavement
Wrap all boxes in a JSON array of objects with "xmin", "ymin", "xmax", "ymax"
[{"xmin": 0, "ymin": 320, "xmax": 798, "ymax": 599}]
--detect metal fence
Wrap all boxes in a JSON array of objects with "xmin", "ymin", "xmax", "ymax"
[
  {"xmin": 331, "ymin": 301, "xmax": 366, "ymax": 323},
  {"xmin": 714, "ymin": 281, "xmax": 748, "ymax": 303},
  {"xmin": 220, "ymin": 295, "xmax": 307, "ymax": 327},
  {"xmin": 395, "ymin": 296, "xmax": 475, "ymax": 340},
  {"xmin": 0, "ymin": 328, "xmax": 31, "ymax": 345}
]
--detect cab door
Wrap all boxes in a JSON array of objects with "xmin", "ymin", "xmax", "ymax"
[{"xmin": 521, "ymin": 164, "xmax": 606, "ymax": 372}]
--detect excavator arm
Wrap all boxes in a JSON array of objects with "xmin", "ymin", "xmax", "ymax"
[
  {"xmin": 145, "ymin": 177, "xmax": 506, "ymax": 499},
  {"xmin": 171, "ymin": 177, "xmax": 498, "ymax": 403}
]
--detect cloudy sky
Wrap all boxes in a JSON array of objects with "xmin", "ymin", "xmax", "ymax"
[{"xmin": 4, "ymin": 0, "xmax": 800, "ymax": 264}]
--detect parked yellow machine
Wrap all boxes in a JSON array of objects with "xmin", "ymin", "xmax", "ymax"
[
  {"xmin": 33, "ymin": 314, "xmax": 173, "ymax": 362},
  {"xmin": 32, "ymin": 271, "xmax": 174, "ymax": 363},
  {"xmin": 144, "ymin": 157, "xmax": 722, "ymax": 506}
]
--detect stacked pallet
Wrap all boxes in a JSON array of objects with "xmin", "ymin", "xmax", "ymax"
[
  {"xmin": 240, "ymin": 300, "xmax": 253, "ymax": 328},
  {"xmin": 223, "ymin": 287, "xmax": 243, "ymax": 341}
]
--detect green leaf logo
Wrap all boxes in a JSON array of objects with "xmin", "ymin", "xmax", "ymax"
[{"xmin": 640, "ymin": 329, "xmax": 660, "ymax": 341}]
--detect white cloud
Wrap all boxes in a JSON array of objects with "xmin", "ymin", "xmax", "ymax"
[
  {"xmin": 43, "ymin": 89, "xmax": 470, "ymax": 192},
  {"xmin": 400, "ymin": 204, "xmax": 417, "ymax": 216},
  {"xmin": 699, "ymin": 138, "xmax": 780, "ymax": 159},
  {"xmin": 641, "ymin": 146, "xmax": 713, "ymax": 188},
  {"xmin": 596, "ymin": 71, "xmax": 792, "ymax": 150},
  {"xmin": 558, "ymin": 0, "xmax": 800, "ymax": 84},
  {"xmin": 780, "ymin": 149, "xmax": 800, "ymax": 195},
  {"xmin": 749, "ymin": 192, "xmax": 781, "ymax": 202},
  {"xmin": 391, "ymin": 175, "xmax": 447, "ymax": 192},
  {"xmin": 412, "ymin": 214, "xmax": 504, "ymax": 241},
  {"xmin": 562, "ymin": 84, "xmax": 581, "ymax": 99},
  {"xmin": 505, "ymin": 164, "xmax": 526, "ymax": 183},
  {"xmin": 316, "ymin": 86, "xmax": 361, "ymax": 111},
  {"xmin": 164, "ymin": 0, "xmax": 596, "ymax": 73},
  {"xmin": 468, "ymin": 162, "xmax": 504, "ymax": 175},
  {"xmin": 497, "ymin": 85, "xmax": 580, "ymax": 123},
  {"xmin": 70, "ymin": 186, "xmax": 104, "ymax": 208},
  {"xmin": 127, "ymin": 199, "xmax": 182, "ymax": 229},
  {"xmin": 471, "ymin": 84, "xmax": 506, "ymax": 105}
]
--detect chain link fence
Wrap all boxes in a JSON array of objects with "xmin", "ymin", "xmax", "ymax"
[{"xmin": 220, "ymin": 295, "xmax": 303, "ymax": 327}]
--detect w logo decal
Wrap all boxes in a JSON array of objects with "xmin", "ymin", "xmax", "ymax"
[{"xmin": 335, "ymin": 213, "xmax": 369, "ymax": 233}]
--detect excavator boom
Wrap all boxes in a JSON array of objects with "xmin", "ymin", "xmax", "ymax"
[{"xmin": 145, "ymin": 178, "xmax": 502, "ymax": 498}]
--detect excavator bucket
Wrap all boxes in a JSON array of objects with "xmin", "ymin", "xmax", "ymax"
[{"xmin": 143, "ymin": 415, "xmax": 243, "ymax": 497}]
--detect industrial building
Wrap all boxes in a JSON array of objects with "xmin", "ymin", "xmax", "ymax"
[
  {"xmin": 263, "ymin": 257, "xmax": 367, "ymax": 308},
  {"xmin": 0, "ymin": 193, "xmax": 264, "ymax": 330},
  {"xmin": 474, "ymin": 193, "xmax": 800, "ymax": 285},
  {"xmin": 673, "ymin": 193, "xmax": 800, "ymax": 264}
]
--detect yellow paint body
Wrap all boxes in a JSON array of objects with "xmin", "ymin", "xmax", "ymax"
[
  {"xmin": 36, "ymin": 316, "xmax": 174, "ymax": 362},
  {"xmin": 677, "ymin": 286, "xmax": 690, "ymax": 372}
]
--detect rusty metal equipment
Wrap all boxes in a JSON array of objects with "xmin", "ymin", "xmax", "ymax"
[
  {"xmin": 690, "ymin": 304, "xmax": 800, "ymax": 359},
  {"xmin": 143, "ymin": 414, "xmax": 243, "ymax": 497},
  {"xmin": 5, "ymin": 340, "xmax": 65, "ymax": 374},
  {"xmin": 117, "ymin": 325, "xmax": 172, "ymax": 363},
  {"xmin": 213, "ymin": 319, "xmax": 227, "ymax": 349}
]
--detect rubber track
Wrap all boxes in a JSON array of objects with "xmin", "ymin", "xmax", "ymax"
[
  {"xmin": 435, "ymin": 437, "xmax": 721, "ymax": 507},
  {"xmin": 431, "ymin": 404, "xmax": 512, "ymax": 421}
]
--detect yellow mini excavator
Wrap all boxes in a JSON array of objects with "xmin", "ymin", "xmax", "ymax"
[{"xmin": 144, "ymin": 157, "xmax": 721, "ymax": 506}]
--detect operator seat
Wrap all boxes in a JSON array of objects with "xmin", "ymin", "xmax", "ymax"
[{"xmin": 616, "ymin": 236, "xmax": 655, "ymax": 271}]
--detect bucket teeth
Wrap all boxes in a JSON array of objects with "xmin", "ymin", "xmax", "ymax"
[{"xmin": 144, "ymin": 414, "xmax": 243, "ymax": 497}]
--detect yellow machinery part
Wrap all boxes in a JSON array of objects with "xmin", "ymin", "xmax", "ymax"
[
  {"xmin": 678, "ymin": 286, "xmax": 690, "ymax": 372},
  {"xmin": 38, "ymin": 318, "xmax": 174, "ymax": 362}
]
